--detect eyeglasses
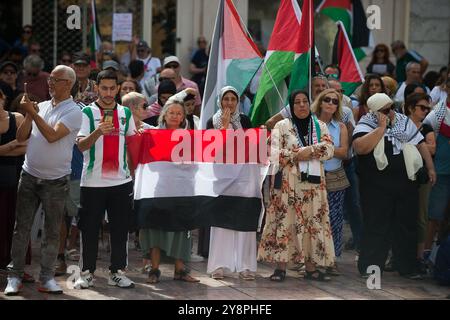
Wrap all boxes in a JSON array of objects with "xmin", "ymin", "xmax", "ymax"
[
  {"xmin": 379, "ymin": 105, "xmax": 394, "ymax": 115},
  {"xmin": 323, "ymin": 97, "xmax": 339, "ymax": 105},
  {"xmin": 61, "ymin": 59, "xmax": 72, "ymax": 63},
  {"xmin": 415, "ymin": 104, "xmax": 431, "ymax": 112},
  {"xmin": 47, "ymin": 76, "xmax": 69, "ymax": 84},
  {"xmin": 165, "ymin": 64, "xmax": 179, "ymax": 69},
  {"xmin": 137, "ymin": 49, "xmax": 147, "ymax": 53},
  {"xmin": 27, "ymin": 71, "xmax": 39, "ymax": 77}
]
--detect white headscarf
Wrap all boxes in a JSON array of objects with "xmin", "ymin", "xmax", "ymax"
[{"xmin": 212, "ymin": 86, "xmax": 242, "ymax": 129}]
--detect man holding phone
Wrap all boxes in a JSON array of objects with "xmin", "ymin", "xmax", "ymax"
[
  {"xmin": 4, "ymin": 65, "xmax": 82, "ymax": 295},
  {"xmin": 75, "ymin": 70, "xmax": 136, "ymax": 289}
]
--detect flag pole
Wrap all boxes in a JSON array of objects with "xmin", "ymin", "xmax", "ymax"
[{"xmin": 232, "ymin": 0, "xmax": 285, "ymax": 106}]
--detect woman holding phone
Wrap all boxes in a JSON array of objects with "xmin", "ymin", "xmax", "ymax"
[{"xmin": 353, "ymin": 93, "xmax": 436, "ymax": 279}]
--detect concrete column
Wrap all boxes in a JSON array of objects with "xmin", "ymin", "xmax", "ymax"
[{"xmin": 22, "ymin": 0, "xmax": 32, "ymax": 26}]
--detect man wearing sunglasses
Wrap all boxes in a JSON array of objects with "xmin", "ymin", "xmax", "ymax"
[{"xmin": 0, "ymin": 61, "xmax": 21, "ymax": 100}]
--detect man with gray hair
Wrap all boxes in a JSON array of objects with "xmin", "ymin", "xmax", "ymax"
[
  {"xmin": 4, "ymin": 65, "xmax": 82, "ymax": 296},
  {"xmin": 394, "ymin": 61, "xmax": 429, "ymax": 103},
  {"xmin": 19, "ymin": 54, "xmax": 50, "ymax": 101}
]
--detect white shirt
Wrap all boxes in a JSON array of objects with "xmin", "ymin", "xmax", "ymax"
[
  {"xmin": 139, "ymin": 55, "xmax": 161, "ymax": 82},
  {"xmin": 23, "ymin": 98, "xmax": 82, "ymax": 179},
  {"xmin": 78, "ymin": 103, "xmax": 136, "ymax": 187}
]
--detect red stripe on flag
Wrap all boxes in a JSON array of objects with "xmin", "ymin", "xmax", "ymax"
[
  {"xmin": 101, "ymin": 108, "xmax": 120, "ymax": 178},
  {"xmin": 223, "ymin": 0, "xmax": 262, "ymax": 59},
  {"xmin": 126, "ymin": 129, "xmax": 270, "ymax": 168}
]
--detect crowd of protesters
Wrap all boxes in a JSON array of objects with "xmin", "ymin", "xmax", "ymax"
[{"xmin": 1, "ymin": 24, "xmax": 450, "ymax": 296}]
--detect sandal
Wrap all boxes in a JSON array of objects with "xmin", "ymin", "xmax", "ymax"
[
  {"xmin": 304, "ymin": 269, "xmax": 331, "ymax": 282},
  {"xmin": 146, "ymin": 268, "xmax": 161, "ymax": 284},
  {"xmin": 65, "ymin": 249, "xmax": 80, "ymax": 261},
  {"xmin": 174, "ymin": 269, "xmax": 200, "ymax": 283},
  {"xmin": 269, "ymin": 269, "xmax": 286, "ymax": 282}
]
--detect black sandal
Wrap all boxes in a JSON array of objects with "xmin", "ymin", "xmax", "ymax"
[
  {"xmin": 147, "ymin": 268, "xmax": 161, "ymax": 284},
  {"xmin": 174, "ymin": 269, "xmax": 200, "ymax": 283},
  {"xmin": 270, "ymin": 269, "xmax": 286, "ymax": 282},
  {"xmin": 304, "ymin": 269, "xmax": 331, "ymax": 282}
]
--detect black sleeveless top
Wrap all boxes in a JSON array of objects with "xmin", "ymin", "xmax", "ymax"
[{"xmin": 0, "ymin": 112, "xmax": 18, "ymax": 166}]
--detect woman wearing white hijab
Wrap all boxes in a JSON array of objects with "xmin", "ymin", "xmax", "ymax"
[
  {"xmin": 353, "ymin": 93, "xmax": 436, "ymax": 279},
  {"xmin": 206, "ymin": 86, "xmax": 255, "ymax": 280}
]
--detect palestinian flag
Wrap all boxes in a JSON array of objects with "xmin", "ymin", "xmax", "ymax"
[
  {"xmin": 332, "ymin": 21, "xmax": 364, "ymax": 95},
  {"xmin": 130, "ymin": 129, "xmax": 269, "ymax": 232},
  {"xmin": 89, "ymin": 0, "xmax": 102, "ymax": 69},
  {"xmin": 250, "ymin": 0, "xmax": 313, "ymax": 127},
  {"xmin": 199, "ymin": 0, "xmax": 263, "ymax": 129},
  {"xmin": 317, "ymin": 0, "xmax": 373, "ymax": 61}
]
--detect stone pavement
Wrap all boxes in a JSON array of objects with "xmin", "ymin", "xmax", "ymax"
[{"xmin": 1, "ymin": 233, "xmax": 449, "ymax": 300}]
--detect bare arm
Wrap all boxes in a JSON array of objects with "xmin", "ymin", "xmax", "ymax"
[
  {"xmin": 353, "ymin": 112, "xmax": 388, "ymax": 155},
  {"xmin": 0, "ymin": 140, "xmax": 27, "ymax": 156},
  {"xmin": 16, "ymin": 113, "xmax": 33, "ymax": 142},
  {"xmin": 333, "ymin": 123, "xmax": 349, "ymax": 159},
  {"xmin": 30, "ymin": 113, "xmax": 70, "ymax": 143},
  {"xmin": 417, "ymin": 142, "xmax": 436, "ymax": 185},
  {"xmin": 77, "ymin": 122, "xmax": 113, "ymax": 152},
  {"xmin": 424, "ymin": 131, "xmax": 436, "ymax": 156},
  {"xmin": 265, "ymin": 112, "xmax": 284, "ymax": 130}
]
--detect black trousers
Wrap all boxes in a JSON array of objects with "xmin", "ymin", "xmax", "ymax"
[
  {"xmin": 78, "ymin": 181, "xmax": 133, "ymax": 273},
  {"xmin": 357, "ymin": 178, "xmax": 418, "ymax": 276}
]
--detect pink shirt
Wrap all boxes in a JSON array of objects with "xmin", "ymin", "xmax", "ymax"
[{"xmin": 144, "ymin": 101, "xmax": 162, "ymax": 119}]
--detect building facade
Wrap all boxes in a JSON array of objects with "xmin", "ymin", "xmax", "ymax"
[{"xmin": 3, "ymin": 0, "xmax": 449, "ymax": 76}]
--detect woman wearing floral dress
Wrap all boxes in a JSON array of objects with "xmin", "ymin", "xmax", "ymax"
[{"xmin": 258, "ymin": 90, "xmax": 336, "ymax": 282}]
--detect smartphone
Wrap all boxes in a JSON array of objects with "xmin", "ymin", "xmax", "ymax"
[{"xmin": 103, "ymin": 110, "xmax": 114, "ymax": 123}]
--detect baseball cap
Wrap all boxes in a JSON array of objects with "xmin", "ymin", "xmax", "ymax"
[
  {"xmin": 137, "ymin": 41, "xmax": 149, "ymax": 49},
  {"xmin": 72, "ymin": 52, "xmax": 90, "ymax": 65},
  {"xmin": 163, "ymin": 56, "xmax": 180, "ymax": 67},
  {"xmin": 102, "ymin": 60, "xmax": 120, "ymax": 71},
  {"xmin": 0, "ymin": 61, "xmax": 18, "ymax": 72}
]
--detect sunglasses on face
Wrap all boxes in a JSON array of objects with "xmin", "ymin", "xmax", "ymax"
[
  {"xmin": 323, "ymin": 97, "xmax": 339, "ymax": 105},
  {"xmin": 380, "ymin": 105, "xmax": 394, "ymax": 115},
  {"xmin": 27, "ymin": 72, "xmax": 39, "ymax": 77},
  {"xmin": 165, "ymin": 64, "xmax": 179, "ymax": 69},
  {"xmin": 415, "ymin": 104, "xmax": 431, "ymax": 112}
]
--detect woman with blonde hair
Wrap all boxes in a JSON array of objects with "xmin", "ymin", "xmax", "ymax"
[{"xmin": 311, "ymin": 89, "xmax": 349, "ymax": 275}]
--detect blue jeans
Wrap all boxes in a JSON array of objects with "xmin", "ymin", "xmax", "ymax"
[{"xmin": 344, "ymin": 158, "xmax": 362, "ymax": 250}]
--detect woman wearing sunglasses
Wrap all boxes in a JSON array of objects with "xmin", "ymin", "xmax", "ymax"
[
  {"xmin": 404, "ymin": 93, "xmax": 435, "ymax": 272},
  {"xmin": 312, "ymin": 89, "xmax": 349, "ymax": 276},
  {"xmin": 353, "ymin": 93, "xmax": 436, "ymax": 279}
]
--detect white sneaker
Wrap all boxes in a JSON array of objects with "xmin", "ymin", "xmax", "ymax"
[
  {"xmin": 190, "ymin": 253, "xmax": 204, "ymax": 262},
  {"xmin": 38, "ymin": 278, "xmax": 63, "ymax": 294},
  {"xmin": 108, "ymin": 270, "xmax": 134, "ymax": 288},
  {"xmin": 74, "ymin": 270, "xmax": 94, "ymax": 289},
  {"xmin": 4, "ymin": 276, "xmax": 22, "ymax": 296}
]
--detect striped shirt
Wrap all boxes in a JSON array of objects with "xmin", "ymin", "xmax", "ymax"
[{"xmin": 78, "ymin": 102, "xmax": 136, "ymax": 187}]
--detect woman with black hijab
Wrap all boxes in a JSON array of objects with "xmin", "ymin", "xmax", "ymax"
[
  {"xmin": 258, "ymin": 90, "xmax": 336, "ymax": 282},
  {"xmin": 143, "ymin": 79, "xmax": 177, "ymax": 126}
]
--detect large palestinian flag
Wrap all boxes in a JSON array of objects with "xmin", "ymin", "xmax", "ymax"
[
  {"xmin": 250, "ymin": 0, "xmax": 313, "ymax": 127},
  {"xmin": 129, "ymin": 129, "xmax": 269, "ymax": 232},
  {"xmin": 200, "ymin": 0, "xmax": 263, "ymax": 129}
]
